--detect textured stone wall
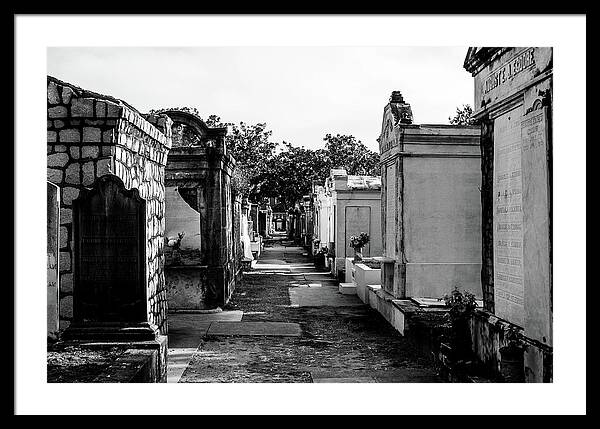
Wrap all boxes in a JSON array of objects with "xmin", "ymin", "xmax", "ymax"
[
  {"xmin": 47, "ymin": 76, "xmax": 172, "ymax": 335},
  {"xmin": 470, "ymin": 309, "xmax": 552, "ymax": 382}
]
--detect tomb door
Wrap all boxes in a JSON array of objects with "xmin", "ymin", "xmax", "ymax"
[
  {"xmin": 73, "ymin": 175, "xmax": 146, "ymax": 324},
  {"xmin": 344, "ymin": 206, "xmax": 371, "ymax": 257}
]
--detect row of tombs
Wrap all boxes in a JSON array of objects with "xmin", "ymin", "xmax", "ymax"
[
  {"xmin": 46, "ymin": 76, "xmax": 257, "ymax": 381},
  {"xmin": 46, "ymin": 47, "xmax": 553, "ymax": 383},
  {"xmin": 302, "ymin": 48, "xmax": 552, "ymax": 383}
]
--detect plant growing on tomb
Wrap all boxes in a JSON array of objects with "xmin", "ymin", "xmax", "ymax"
[
  {"xmin": 499, "ymin": 324, "xmax": 527, "ymax": 382},
  {"xmin": 448, "ymin": 104, "xmax": 474, "ymax": 126},
  {"xmin": 440, "ymin": 286, "xmax": 477, "ymax": 361},
  {"xmin": 501, "ymin": 324, "xmax": 528, "ymax": 354},
  {"xmin": 441, "ymin": 286, "xmax": 477, "ymax": 320}
]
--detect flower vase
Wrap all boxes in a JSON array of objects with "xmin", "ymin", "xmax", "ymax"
[{"xmin": 353, "ymin": 247, "xmax": 363, "ymax": 262}]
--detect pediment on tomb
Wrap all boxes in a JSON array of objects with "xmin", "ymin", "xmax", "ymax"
[{"xmin": 161, "ymin": 110, "xmax": 227, "ymax": 148}]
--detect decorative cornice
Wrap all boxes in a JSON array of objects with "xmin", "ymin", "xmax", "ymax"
[
  {"xmin": 463, "ymin": 47, "xmax": 510, "ymax": 76},
  {"xmin": 382, "ymin": 151, "xmax": 481, "ymax": 162}
]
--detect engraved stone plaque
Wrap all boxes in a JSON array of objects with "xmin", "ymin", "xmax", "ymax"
[
  {"xmin": 344, "ymin": 206, "xmax": 371, "ymax": 257},
  {"xmin": 73, "ymin": 175, "xmax": 146, "ymax": 323},
  {"xmin": 521, "ymin": 107, "xmax": 552, "ymax": 345},
  {"xmin": 493, "ymin": 105, "xmax": 525, "ymax": 327},
  {"xmin": 47, "ymin": 182, "xmax": 60, "ymax": 337}
]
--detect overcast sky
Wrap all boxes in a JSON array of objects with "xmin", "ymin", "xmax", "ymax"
[{"xmin": 47, "ymin": 46, "xmax": 473, "ymax": 151}]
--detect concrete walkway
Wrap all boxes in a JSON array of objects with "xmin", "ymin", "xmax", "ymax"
[{"xmin": 167, "ymin": 237, "xmax": 442, "ymax": 383}]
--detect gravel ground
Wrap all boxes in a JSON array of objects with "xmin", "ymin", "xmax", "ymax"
[{"xmin": 47, "ymin": 345, "xmax": 125, "ymax": 383}]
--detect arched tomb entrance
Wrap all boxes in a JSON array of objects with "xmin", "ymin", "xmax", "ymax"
[{"xmin": 151, "ymin": 110, "xmax": 242, "ymax": 310}]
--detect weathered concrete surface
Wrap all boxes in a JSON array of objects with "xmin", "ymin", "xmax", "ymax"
[
  {"xmin": 167, "ymin": 311, "xmax": 244, "ymax": 348},
  {"xmin": 289, "ymin": 286, "xmax": 363, "ymax": 307},
  {"xmin": 312, "ymin": 376, "xmax": 376, "ymax": 383},
  {"xmin": 48, "ymin": 337, "xmax": 168, "ymax": 383},
  {"xmin": 207, "ymin": 321, "xmax": 302, "ymax": 337},
  {"xmin": 311, "ymin": 368, "xmax": 440, "ymax": 383},
  {"xmin": 167, "ymin": 238, "xmax": 442, "ymax": 383},
  {"xmin": 167, "ymin": 348, "xmax": 198, "ymax": 383},
  {"xmin": 379, "ymin": 95, "xmax": 482, "ymax": 301}
]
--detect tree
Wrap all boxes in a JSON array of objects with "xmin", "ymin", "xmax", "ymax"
[
  {"xmin": 204, "ymin": 114, "xmax": 224, "ymax": 128},
  {"xmin": 148, "ymin": 107, "xmax": 279, "ymax": 200},
  {"xmin": 257, "ymin": 142, "xmax": 331, "ymax": 209},
  {"xmin": 322, "ymin": 134, "xmax": 380, "ymax": 178},
  {"xmin": 257, "ymin": 135, "xmax": 381, "ymax": 209},
  {"xmin": 224, "ymin": 122, "xmax": 279, "ymax": 201},
  {"xmin": 147, "ymin": 107, "xmax": 381, "ymax": 210},
  {"xmin": 449, "ymin": 104, "xmax": 474, "ymax": 125}
]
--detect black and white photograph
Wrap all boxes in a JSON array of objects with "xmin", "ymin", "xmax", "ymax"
[{"xmin": 14, "ymin": 14, "xmax": 586, "ymax": 415}]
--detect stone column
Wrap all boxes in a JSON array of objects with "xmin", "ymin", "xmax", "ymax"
[
  {"xmin": 47, "ymin": 182, "xmax": 60, "ymax": 340},
  {"xmin": 196, "ymin": 147, "xmax": 236, "ymax": 307},
  {"xmin": 480, "ymin": 116, "xmax": 495, "ymax": 313}
]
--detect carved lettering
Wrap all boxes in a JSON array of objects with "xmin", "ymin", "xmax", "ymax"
[{"xmin": 483, "ymin": 49, "xmax": 535, "ymax": 95}]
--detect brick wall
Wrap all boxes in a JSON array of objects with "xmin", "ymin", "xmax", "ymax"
[{"xmin": 47, "ymin": 76, "xmax": 172, "ymax": 335}]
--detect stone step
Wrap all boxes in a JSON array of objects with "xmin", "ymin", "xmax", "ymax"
[{"xmin": 338, "ymin": 282, "xmax": 357, "ymax": 295}]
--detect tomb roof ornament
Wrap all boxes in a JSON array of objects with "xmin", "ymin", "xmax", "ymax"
[{"xmin": 389, "ymin": 91, "xmax": 413, "ymax": 125}]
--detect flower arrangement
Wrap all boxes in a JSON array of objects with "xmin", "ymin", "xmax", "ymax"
[{"xmin": 349, "ymin": 232, "xmax": 370, "ymax": 249}]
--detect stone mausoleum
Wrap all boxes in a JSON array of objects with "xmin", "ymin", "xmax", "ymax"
[
  {"xmin": 314, "ymin": 169, "xmax": 382, "ymax": 280},
  {"xmin": 47, "ymin": 76, "xmax": 173, "ymax": 381},
  {"xmin": 464, "ymin": 47, "xmax": 553, "ymax": 382},
  {"xmin": 379, "ymin": 91, "xmax": 482, "ymax": 301},
  {"xmin": 157, "ymin": 110, "xmax": 243, "ymax": 311}
]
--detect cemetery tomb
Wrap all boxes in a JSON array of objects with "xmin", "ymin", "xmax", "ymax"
[
  {"xmin": 47, "ymin": 75, "xmax": 172, "ymax": 339},
  {"xmin": 378, "ymin": 91, "xmax": 482, "ymax": 300},
  {"xmin": 464, "ymin": 47, "xmax": 553, "ymax": 382},
  {"xmin": 162, "ymin": 110, "xmax": 241, "ymax": 310},
  {"xmin": 323, "ymin": 169, "xmax": 382, "ymax": 277}
]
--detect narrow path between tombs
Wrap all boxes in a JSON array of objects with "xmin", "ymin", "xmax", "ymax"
[{"xmin": 167, "ymin": 236, "xmax": 442, "ymax": 383}]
